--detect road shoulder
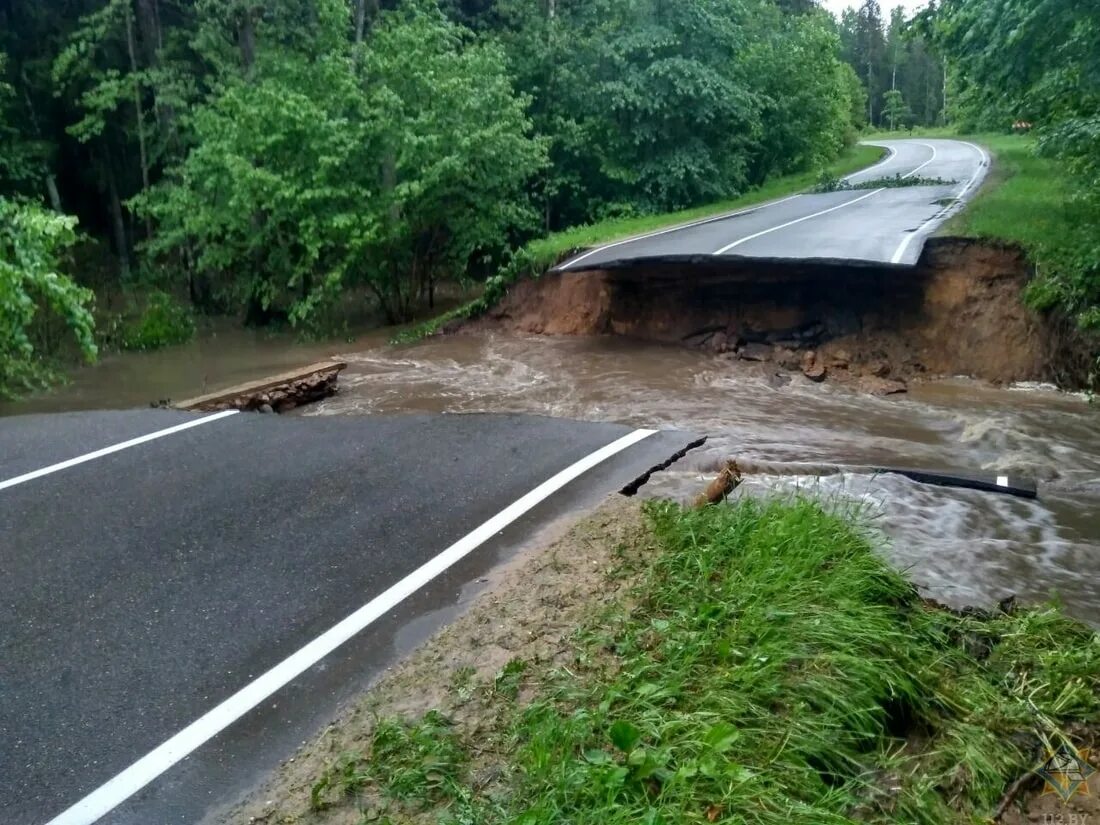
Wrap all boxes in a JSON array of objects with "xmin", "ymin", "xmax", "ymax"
[{"xmin": 217, "ymin": 495, "xmax": 649, "ymax": 824}]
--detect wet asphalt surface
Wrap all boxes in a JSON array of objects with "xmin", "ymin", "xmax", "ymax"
[
  {"xmin": 557, "ymin": 138, "xmax": 989, "ymax": 270},
  {"xmin": 0, "ymin": 410, "xmax": 698, "ymax": 825}
]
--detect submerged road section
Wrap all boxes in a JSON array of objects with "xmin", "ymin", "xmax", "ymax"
[
  {"xmin": 0, "ymin": 410, "xmax": 699, "ymax": 825},
  {"xmin": 558, "ymin": 138, "xmax": 989, "ymax": 270}
]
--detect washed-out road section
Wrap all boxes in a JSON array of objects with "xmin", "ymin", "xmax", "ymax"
[
  {"xmin": 558, "ymin": 138, "xmax": 989, "ymax": 270},
  {"xmin": 0, "ymin": 410, "xmax": 699, "ymax": 825}
]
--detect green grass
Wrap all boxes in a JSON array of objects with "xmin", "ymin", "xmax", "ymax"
[
  {"xmin": 524, "ymin": 143, "xmax": 886, "ymax": 268},
  {"xmin": 940, "ymin": 133, "xmax": 1073, "ymax": 247},
  {"xmin": 937, "ymin": 133, "xmax": 1100, "ymax": 333},
  {"xmin": 311, "ymin": 497, "xmax": 1100, "ymax": 824},
  {"xmin": 392, "ymin": 144, "xmax": 885, "ymax": 344},
  {"xmin": 863, "ymin": 130, "xmax": 1100, "ymax": 339},
  {"xmin": 857, "ymin": 130, "xmax": 1074, "ymax": 252}
]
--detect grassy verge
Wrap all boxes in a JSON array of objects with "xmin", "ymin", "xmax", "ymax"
[
  {"xmin": 392, "ymin": 144, "xmax": 885, "ymax": 344},
  {"xmin": 310, "ymin": 497, "xmax": 1099, "ymax": 824},
  {"xmin": 523, "ymin": 143, "xmax": 885, "ymax": 266},
  {"xmin": 940, "ymin": 133, "xmax": 1075, "ymax": 249},
  {"xmin": 943, "ymin": 133, "xmax": 1100, "ymax": 337}
]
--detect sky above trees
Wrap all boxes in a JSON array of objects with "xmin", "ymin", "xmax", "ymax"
[{"xmin": 822, "ymin": 0, "xmax": 927, "ymax": 17}]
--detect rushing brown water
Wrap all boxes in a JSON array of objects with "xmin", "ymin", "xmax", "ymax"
[
  {"xmin": 4, "ymin": 329, "xmax": 1097, "ymax": 624},
  {"xmin": 309, "ymin": 333, "xmax": 1099, "ymax": 625},
  {"xmin": 0, "ymin": 324, "xmax": 356, "ymax": 417}
]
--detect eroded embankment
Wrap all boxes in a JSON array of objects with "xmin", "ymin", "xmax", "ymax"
[{"xmin": 473, "ymin": 238, "xmax": 1094, "ymax": 391}]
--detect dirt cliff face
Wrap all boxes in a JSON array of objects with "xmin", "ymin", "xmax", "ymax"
[{"xmin": 475, "ymin": 238, "xmax": 1091, "ymax": 389}]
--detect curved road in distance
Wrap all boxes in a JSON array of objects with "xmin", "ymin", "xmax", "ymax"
[{"xmin": 558, "ymin": 138, "xmax": 989, "ymax": 271}]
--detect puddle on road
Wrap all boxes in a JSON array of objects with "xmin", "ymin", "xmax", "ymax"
[{"xmin": 308, "ymin": 333, "xmax": 1099, "ymax": 625}]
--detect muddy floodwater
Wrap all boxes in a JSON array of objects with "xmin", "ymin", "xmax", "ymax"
[{"xmin": 5, "ymin": 330, "xmax": 1098, "ymax": 624}]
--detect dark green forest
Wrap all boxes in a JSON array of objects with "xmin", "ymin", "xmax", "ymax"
[
  {"xmin": 924, "ymin": 0, "xmax": 1100, "ymax": 332},
  {"xmin": 0, "ymin": 0, "xmax": 1096, "ymax": 397}
]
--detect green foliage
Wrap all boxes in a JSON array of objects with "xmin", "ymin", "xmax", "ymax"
[
  {"xmin": 837, "ymin": 1, "xmax": 944, "ymax": 129},
  {"xmin": 922, "ymin": 0, "xmax": 1100, "ymax": 330},
  {"xmin": 394, "ymin": 143, "xmax": 886, "ymax": 344},
  {"xmin": 311, "ymin": 710, "xmax": 468, "ymax": 813},
  {"xmin": 0, "ymin": 52, "xmax": 40, "ymax": 190},
  {"xmin": 140, "ymin": 0, "xmax": 544, "ymax": 326},
  {"xmin": 311, "ymin": 496, "xmax": 1100, "ymax": 824},
  {"xmin": 815, "ymin": 171, "xmax": 956, "ymax": 192},
  {"xmin": 113, "ymin": 290, "xmax": 195, "ymax": 351},
  {"xmin": 3, "ymin": 0, "xmax": 878, "ymax": 339},
  {"xmin": 495, "ymin": 0, "xmax": 866, "ymax": 228},
  {"xmin": 747, "ymin": 11, "xmax": 859, "ymax": 182},
  {"xmin": 0, "ymin": 197, "xmax": 96, "ymax": 397},
  {"xmin": 882, "ymin": 88, "xmax": 910, "ymax": 130}
]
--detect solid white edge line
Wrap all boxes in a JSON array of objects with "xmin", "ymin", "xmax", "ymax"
[
  {"xmin": 889, "ymin": 140, "xmax": 989, "ymax": 264},
  {"xmin": 0, "ymin": 410, "xmax": 241, "ymax": 492},
  {"xmin": 848, "ymin": 142, "xmax": 898, "ymax": 180},
  {"xmin": 559, "ymin": 194, "xmax": 805, "ymax": 270},
  {"xmin": 561, "ymin": 141, "xmax": 905, "ymax": 270},
  {"xmin": 712, "ymin": 139, "xmax": 939, "ymax": 257},
  {"xmin": 712, "ymin": 188, "xmax": 885, "ymax": 255},
  {"xmin": 902, "ymin": 141, "xmax": 938, "ymax": 179},
  {"xmin": 44, "ymin": 427, "xmax": 660, "ymax": 825}
]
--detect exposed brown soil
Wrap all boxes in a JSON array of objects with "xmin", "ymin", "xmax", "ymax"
[
  {"xmin": 471, "ymin": 238, "xmax": 1095, "ymax": 391},
  {"xmin": 999, "ymin": 726, "xmax": 1100, "ymax": 824},
  {"xmin": 216, "ymin": 497, "xmax": 655, "ymax": 825}
]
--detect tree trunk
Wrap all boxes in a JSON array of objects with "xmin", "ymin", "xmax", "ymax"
[
  {"xmin": 124, "ymin": 4, "xmax": 153, "ymax": 238},
  {"xmin": 354, "ymin": 0, "xmax": 381, "ymax": 43},
  {"xmin": 105, "ymin": 154, "xmax": 132, "ymax": 280},
  {"xmin": 382, "ymin": 151, "xmax": 399, "ymax": 223},
  {"xmin": 942, "ymin": 64, "xmax": 948, "ymax": 124},
  {"xmin": 134, "ymin": 0, "xmax": 161, "ymax": 67},
  {"xmin": 354, "ymin": 0, "xmax": 366, "ymax": 43},
  {"xmin": 45, "ymin": 175, "xmax": 62, "ymax": 214},
  {"xmin": 19, "ymin": 66, "xmax": 64, "ymax": 213},
  {"xmin": 866, "ymin": 59, "xmax": 874, "ymax": 125},
  {"xmin": 239, "ymin": 7, "xmax": 256, "ymax": 75}
]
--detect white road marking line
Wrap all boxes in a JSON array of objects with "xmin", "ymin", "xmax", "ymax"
[
  {"xmin": 0, "ymin": 410, "xmax": 240, "ymax": 492},
  {"xmin": 850, "ymin": 142, "xmax": 898, "ymax": 178},
  {"xmin": 712, "ymin": 140, "xmax": 939, "ymax": 256},
  {"xmin": 558, "ymin": 194, "xmax": 805, "ymax": 270},
  {"xmin": 44, "ymin": 427, "xmax": 659, "ymax": 825},
  {"xmin": 712, "ymin": 188, "xmax": 885, "ymax": 255},
  {"xmin": 902, "ymin": 141, "xmax": 938, "ymax": 179},
  {"xmin": 561, "ymin": 141, "xmax": 905, "ymax": 270},
  {"xmin": 889, "ymin": 141, "xmax": 989, "ymax": 265}
]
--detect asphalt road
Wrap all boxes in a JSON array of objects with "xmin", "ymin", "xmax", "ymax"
[
  {"xmin": 557, "ymin": 138, "xmax": 989, "ymax": 271},
  {"xmin": 0, "ymin": 410, "xmax": 699, "ymax": 825}
]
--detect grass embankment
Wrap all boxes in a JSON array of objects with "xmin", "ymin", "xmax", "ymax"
[
  {"xmin": 941, "ymin": 134, "xmax": 1076, "ymax": 248},
  {"xmin": 860, "ymin": 129, "xmax": 1075, "ymax": 249},
  {"xmin": 392, "ymin": 144, "xmax": 885, "ymax": 343},
  {"xmin": 311, "ymin": 498, "xmax": 1099, "ymax": 824},
  {"xmin": 945, "ymin": 134, "xmax": 1100, "ymax": 334}
]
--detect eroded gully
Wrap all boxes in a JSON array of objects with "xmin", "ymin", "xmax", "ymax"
[
  {"xmin": 307, "ymin": 333, "xmax": 1099, "ymax": 625},
  {"xmin": 3, "ymin": 326, "xmax": 1096, "ymax": 624}
]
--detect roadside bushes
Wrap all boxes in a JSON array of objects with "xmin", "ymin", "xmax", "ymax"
[
  {"xmin": 928, "ymin": 0, "xmax": 1100, "ymax": 331},
  {"xmin": 138, "ymin": 0, "xmax": 544, "ymax": 328},
  {"xmin": 0, "ymin": 198, "xmax": 96, "ymax": 398},
  {"xmin": 105, "ymin": 290, "xmax": 194, "ymax": 352}
]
